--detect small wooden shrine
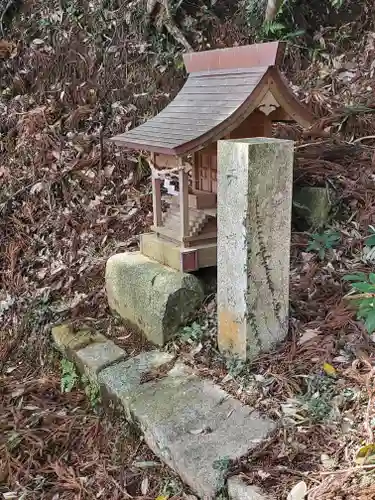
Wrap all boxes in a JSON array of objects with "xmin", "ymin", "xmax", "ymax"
[{"xmin": 110, "ymin": 41, "xmax": 314, "ymax": 272}]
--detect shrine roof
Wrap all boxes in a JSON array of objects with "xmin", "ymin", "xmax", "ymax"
[{"xmin": 110, "ymin": 42, "xmax": 314, "ymax": 156}]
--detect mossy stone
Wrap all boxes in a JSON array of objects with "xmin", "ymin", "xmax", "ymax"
[
  {"xmin": 293, "ymin": 186, "xmax": 331, "ymax": 229},
  {"xmin": 52, "ymin": 324, "xmax": 106, "ymax": 354}
]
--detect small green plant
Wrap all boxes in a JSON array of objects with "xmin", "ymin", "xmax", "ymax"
[
  {"xmin": 260, "ymin": 20, "xmax": 304, "ymax": 41},
  {"xmin": 300, "ymin": 374, "xmax": 336, "ymax": 423},
  {"xmin": 213, "ymin": 456, "xmax": 231, "ymax": 490},
  {"xmin": 285, "ymin": 372, "xmax": 355, "ymax": 424},
  {"xmin": 180, "ymin": 321, "xmax": 205, "ymax": 343},
  {"xmin": 38, "ymin": 18, "xmax": 54, "ymax": 29},
  {"xmin": 161, "ymin": 477, "xmax": 183, "ymax": 497},
  {"xmin": 248, "ymin": 0, "xmax": 345, "ymax": 44},
  {"xmin": 364, "ymin": 226, "xmax": 375, "ymax": 247},
  {"xmin": 60, "ymin": 358, "xmax": 79, "ymax": 393},
  {"xmin": 343, "ymin": 272, "xmax": 375, "ymax": 333},
  {"xmin": 81, "ymin": 374, "xmax": 101, "ymax": 407},
  {"xmin": 260, "ymin": 0, "xmax": 346, "ymax": 22},
  {"xmin": 362, "ymin": 227, "xmax": 375, "ymax": 263},
  {"xmin": 225, "ymin": 356, "xmax": 247, "ymax": 378},
  {"xmin": 61, "ymin": 359, "xmax": 101, "ymax": 406},
  {"xmin": 306, "ymin": 230, "xmax": 340, "ymax": 259}
]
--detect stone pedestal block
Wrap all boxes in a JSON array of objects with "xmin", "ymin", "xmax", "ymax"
[
  {"xmin": 105, "ymin": 252, "xmax": 204, "ymax": 345},
  {"xmin": 217, "ymin": 138, "xmax": 294, "ymax": 359}
]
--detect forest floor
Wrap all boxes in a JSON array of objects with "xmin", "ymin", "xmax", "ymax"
[{"xmin": 2, "ymin": 0, "xmax": 375, "ymax": 498}]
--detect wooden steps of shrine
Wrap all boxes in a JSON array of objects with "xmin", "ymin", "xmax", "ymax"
[{"xmin": 162, "ymin": 205, "xmax": 211, "ymax": 238}]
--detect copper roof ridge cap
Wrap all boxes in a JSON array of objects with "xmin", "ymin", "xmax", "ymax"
[
  {"xmin": 188, "ymin": 65, "xmax": 271, "ymax": 77},
  {"xmin": 183, "ymin": 41, "xmax": 281, "ymax": 59},
  {"xmin": 183, "ymin": 41, "xmax": 284, "ymax": 73}
]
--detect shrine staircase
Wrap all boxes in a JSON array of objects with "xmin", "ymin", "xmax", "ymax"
[{"xmin": 162, "ymin": 204, "xmax": 210, "ymax": 238}]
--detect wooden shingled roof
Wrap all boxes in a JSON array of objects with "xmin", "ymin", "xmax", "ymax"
[{"xmin": 110, "ymin": 41, "xmax": 313, "ymax": 156}]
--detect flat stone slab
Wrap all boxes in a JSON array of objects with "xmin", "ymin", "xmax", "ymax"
[
  {"xmin": 98, "ymin": 350, "xmax": 175, "ymax": 419},
  {"xmin": 75, "ymin": 340, "xmax": 126, "ymax": 378},
  {"xmin": 52, "ymin": 324, "xmax": 106, "ymax": 353},
  {"xmin": 52, "ymin": 329, "xmax": 276, "ymax": 499},
  {"xmin": 105, "ymin": 252, "xmax": 204, "ymax": 346},
  {"xmin": 52, "ymin": 324, "xmax": 126, "ymax": 378},
  {"xmin": 99, "ymin": 351, "xmax": 276, "ymax": 499}
]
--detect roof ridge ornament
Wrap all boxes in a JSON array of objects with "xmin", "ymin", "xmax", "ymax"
[{"xmin": 258, "ymin": 90, "xmax": 280, "ymax": 116}]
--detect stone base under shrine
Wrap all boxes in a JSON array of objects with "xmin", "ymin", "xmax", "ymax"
[
  {"xmin": 105, "ymin": 252, "xmax": 204, "ymax": 345},
  {"xmin": 140, "ymin": 232, "xmax": 217, "ymax": 273}
]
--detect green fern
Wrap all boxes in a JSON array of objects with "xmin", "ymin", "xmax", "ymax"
[
  {"xmin": 60, "ymin": 359, "xmax": 78, "ymax": 393},
  {"xmin": 343, "ymin": 273, "xmax": 375, "ymax": 333},
  {"xmin": 254, "ymin": 0, "xmax": 345, "ymax": 41},
  {"xmin": 306, "ymin": 231, "xmax": 340, "ymax": 260}
]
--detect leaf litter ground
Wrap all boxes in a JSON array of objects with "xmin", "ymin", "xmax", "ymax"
[{"xmin": 2, "ymin": 0, "xmax": 375, "ymax": 499}]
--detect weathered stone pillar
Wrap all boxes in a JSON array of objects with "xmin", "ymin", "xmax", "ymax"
[{"xmin": 217, "ymin": 138, "xmax": 294, "ymax": 360}]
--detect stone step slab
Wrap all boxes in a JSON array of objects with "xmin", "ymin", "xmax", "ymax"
[
  {"xmin": 52, "ymin": 326, "xmax": 275, "ymax": 499},
  {"xmin": 99, "ymin": 352, "xmax": 276, "ymax": 499}
]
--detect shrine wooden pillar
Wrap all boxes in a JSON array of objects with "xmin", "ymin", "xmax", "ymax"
[
  {"xmin": 179, "ymin": 164, "xmax": 189, "ymax": 241},
  {"xmin": 151, "ymin": 153, "xmax": 162, "ymax": 227}
]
